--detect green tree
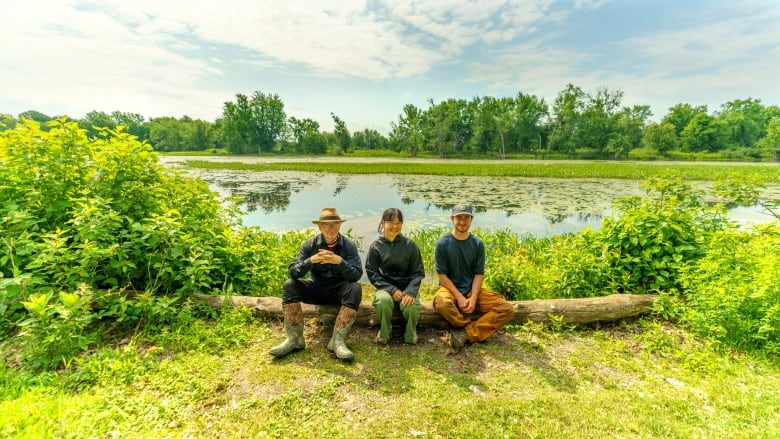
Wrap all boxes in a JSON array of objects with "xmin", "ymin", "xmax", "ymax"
[
  {"xmin": 18, "ymin": 110, "xmax": 52, "ymax": 124},
  {"xmin": 680, "ymin": 113, "xmax": 728, "ymax": 152},
  {"xmin": 352, "ymin": 129, "xmax": 388, "ymax": 150},
  {"xmin": 662, "ymin": 103, "xmax": 708, "ymax": 137},
  {"xmin": 580, "ymin": 87, "xmax": 624, "ymax": 155},
  {"xmin": 251, "ymin": 91, "xmax": 286, "ymax": 154},
  {"xmin": 79, "ymin": 111, "xmax": 116, "ymax": 139},
  {"xmin": 717, "ymin": 98, "xmax": 768, "ymax": 148},
  {"xmin": 111, "ymin": 111, "xmax": 149, "ymax": 142},
  {"xmin": 757, "ymin": 117, "xmax": 780, "ymax": 161},
  {"xmin": 220, "ymin": 92, "xmax": 286, "ymax": 154},
  {"xmin": 606, "ymin": 105, "xmax": 651, "ymax": 158},
  {"xmin": 288, "ymin": 117, "xmax": 326, "ymax": 154},
  {"xmin": 149, "ymin": 117, "xmax": 185, "ymax": 151},
  {"xmin": 549, "ymin": 84, "xmax": 587, "ymax": 154},
  {"xmin": 330, "ymin": 112, "xmax": 352, "ymax": 153},
  {"xmin": 643, "ymin": 121, "xmax": 678, "ymax": 155},
  {"xmin": 511, "ymin": 92, "xmax": 548, "ymax": 155},
  {"xmin": 390, "ymin": 104, "xmax": 424, "ymax": 157}
]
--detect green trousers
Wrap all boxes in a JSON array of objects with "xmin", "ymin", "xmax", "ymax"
[{"xmin": 372, "ymin": 289, "xmax": 422, "ymax": 343}]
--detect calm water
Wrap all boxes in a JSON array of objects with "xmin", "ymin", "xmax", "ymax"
[{"xmin": 180, "ymin": 167, "xmax": 777, "ymax": 247}]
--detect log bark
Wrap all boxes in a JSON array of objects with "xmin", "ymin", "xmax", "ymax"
[{"xmin": 194, "ymin": 294, "xmax": 657, "ymax": 328}]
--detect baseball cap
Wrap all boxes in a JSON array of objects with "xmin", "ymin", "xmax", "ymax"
[{"xmin": 451, "ymin": 203, "xmax": 474, "ymax": 216}]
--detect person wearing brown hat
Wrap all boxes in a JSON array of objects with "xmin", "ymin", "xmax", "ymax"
[
  {"xmin": 433, "ymin": 203, "xmax": 514, "ymax": 349},
  {"xmin": 270, "ymin": 207, "xmax": 363, "ymax": 361}
]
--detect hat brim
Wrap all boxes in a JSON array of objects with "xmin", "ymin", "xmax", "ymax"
[{"xmin": 312, "ymin": 219, "xmax": 347, "ymax": 225}]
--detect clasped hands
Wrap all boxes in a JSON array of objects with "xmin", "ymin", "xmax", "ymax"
[
  {"xmin": 311, "ymin": 249, "xmax": 342, "ymax": 265},
  {"xmin": 456, "ymin": 292, "xmax": 476, "ymax": 314}
]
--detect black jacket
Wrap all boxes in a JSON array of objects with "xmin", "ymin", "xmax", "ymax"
[
  {"xmin": 288, "ymin": 233, "xmax": 363, "ymax": 286},
  {"xmin": 365, "ymin": 234, "xmax": 425, "ymax": 298}
]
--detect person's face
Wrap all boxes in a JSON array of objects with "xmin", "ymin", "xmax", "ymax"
[
  {"xmin": 382, "ymin": 217, "xmax": 403, "ymax": 241},
  {"xmin": 451, "ymin": 214, "xmax": 473, "ymax": 233},
  {"xmin": 318, "ymin": 222, "xmax": 341, "ymax": 241}
]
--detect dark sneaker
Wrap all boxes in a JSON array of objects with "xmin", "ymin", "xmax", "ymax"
[{"xmin": 449, "ymin": 329, "xmax": 468, "ymax": 350}]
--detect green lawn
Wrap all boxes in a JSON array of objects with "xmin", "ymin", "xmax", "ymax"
[{"xmin": 2, "ymin": 311, "xmax": 778, "ymax": 438}]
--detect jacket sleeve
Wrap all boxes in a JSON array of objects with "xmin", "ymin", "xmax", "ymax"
[
  {"xmin": 288, "ymin": 239, "xmax": 314, "ymax": 279},
  {"xmin": 402, "ymin": 240, "xmax": 426, "ymax": 298},
  {"xmin": 365, "ymin": 241, "xmax": 395, "ymax": 293},
  {"xmin": 336, "ymin": 238, "xmax": 363, "ymax": 282}
]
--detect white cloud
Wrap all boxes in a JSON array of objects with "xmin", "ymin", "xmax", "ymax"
[{"xmin": 0, "ymin": 0, "xmax": 778, "ymax": 130}]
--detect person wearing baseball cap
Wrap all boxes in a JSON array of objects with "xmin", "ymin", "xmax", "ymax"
[
  {"xmin": 433, "ymin": 203, "xmax": 515, "ymax": 349},
  {"xmin": 270, "ymin": 207, "xmax": 363, "ymax": 361}
]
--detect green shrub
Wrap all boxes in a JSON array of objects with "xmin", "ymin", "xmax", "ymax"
[
  {"xmin": 0, "ymin": 118, "xmax": 307, "ymax": 358},
  {"xmin": 596, "ymin": 177, "xmax": 729, "ymax": 293},
  {"xmin": 488, "ymin": 231, "xmax": 617, "ymax": 300},
  {"xmin": 678, "ymin": 225, "xmax": 780, "ymax": 354}
]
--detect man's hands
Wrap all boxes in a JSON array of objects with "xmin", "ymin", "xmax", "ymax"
[
  {"xmin": 311, "ymin": 249, "xmax": 342, "ymax": 265},
  {"xmin": 456, "ymin": 293, "xmax": 476, "ymax": 314}
]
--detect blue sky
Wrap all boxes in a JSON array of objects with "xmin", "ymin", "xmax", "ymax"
[{"xmin": 2, "ymin": 0, "xmax": 778, "ymax": 134}]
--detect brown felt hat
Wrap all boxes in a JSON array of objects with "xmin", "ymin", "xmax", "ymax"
[{"xmin": 312, "ymin": 207, "xmax": 347, "ymax": 225}]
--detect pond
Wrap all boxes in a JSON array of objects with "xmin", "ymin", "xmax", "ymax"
[{"xmin": 181, "ymin": 166, "xmax": 778, "ymax": 249}]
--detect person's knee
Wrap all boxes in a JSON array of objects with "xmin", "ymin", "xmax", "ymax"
[
  {"xmin": 496, "ymin": 300, "xmax": 515, "ymax": 322},
  {"xmin": 401, "ymin": 301, "xmax": 422, "ymax": 317},
  {"xmin": 373, "ymin": 290, "xmax": 393, "ymax": 311},
  {"xmin": 433, "ymin": 294, "xmax": 454, "ymax": 313}
]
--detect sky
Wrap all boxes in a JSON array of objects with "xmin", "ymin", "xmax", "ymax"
[{"xmin": 2, "ymin": 0, "xmax": 779, "ymax": 134}]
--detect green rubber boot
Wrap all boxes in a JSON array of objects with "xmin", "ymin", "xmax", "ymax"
[
  {"xmin": 269, "ymin": 303, "xmax": 305, "ymax": 357},
  {"xmin": 327, "ymin": 306, "xmax": 357, "ymax": 360}
]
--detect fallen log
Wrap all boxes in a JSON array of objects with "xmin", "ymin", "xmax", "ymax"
[{"xmin": 194, "ymin": 293, "xmax": 657, "ymax": 328}]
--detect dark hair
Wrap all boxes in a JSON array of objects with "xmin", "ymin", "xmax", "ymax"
[{"xmin": 378, "ymin": 208, "xmax": 404, "ymax": 233}]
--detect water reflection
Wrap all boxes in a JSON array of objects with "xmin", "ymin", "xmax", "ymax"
[
  {"xmin": 191, "ymin": 170, "xmax": 647, "ymax": 239},
  {"xmin": 181, "ymin": 167, "xmax": 779, "ymax": 257}
]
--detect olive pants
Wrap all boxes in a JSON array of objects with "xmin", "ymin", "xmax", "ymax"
[
  {"xmin": 372, "ymin": 289, "xmax": 422, "ymax": 343},
  {"xmin": 433, "ymin": 286, "xmax": 514, "ymax": 343}
]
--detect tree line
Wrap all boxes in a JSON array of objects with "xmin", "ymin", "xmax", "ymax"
[{"xmin": 3, "ymin": 84, "xmax": 780, "ymax": 160}]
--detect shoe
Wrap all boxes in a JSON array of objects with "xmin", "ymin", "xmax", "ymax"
[
  {"xmin": 449, "ymin": 329, "xmax": 468, "ymax": 350},
  {"xmin": 374, "ymin": 331, "xmax": 388, "ymax": 345},
  {"xmin": 405, "ymin": 334, "xmax": 418, "ymax": 345}
]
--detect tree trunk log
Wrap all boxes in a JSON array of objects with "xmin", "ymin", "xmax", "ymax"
[{"xmin": 194, "ymin": 294, "xmax": 657, "ymax": 328}]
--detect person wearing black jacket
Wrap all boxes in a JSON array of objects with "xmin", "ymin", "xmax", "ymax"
[
  {"xmin": 365, "ymin": 208, "xmax": 425, "ymax": 345},
  {"xmin": 270, "ymin": 207, "xmax": 363, "ymax": 360}
]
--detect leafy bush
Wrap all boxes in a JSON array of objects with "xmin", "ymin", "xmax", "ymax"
[
  {"xmin": 595, "ymin": 177, "xmax": 730, "ymax": 293},
  {"xmin": 0, "ymin": 119, "xmax": 300, "ymax": 351},
  {"xmin": 488, "ymin": 231, "xmax": 617, "ymax": 300},
  {"xmin": 678, "ymin": 225, "xmax": 780, "ymax": 354}
]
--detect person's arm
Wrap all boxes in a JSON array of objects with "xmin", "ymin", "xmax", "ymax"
[
  {"xmin": 469, "ymin": 274, "xmax": 484, "ymax": 304},
  {"xmin": 437, "ymin": 272, "xmax": 470, "ymax": 311},
  {"xmin": 288, "ymin": 239, "xmax": 314, "ymax": 279},
  {"xmin": 365, "ymin": 242, "xmax": 396, "ymax": 293},
  {"xmin": 334, "ymin": 238, "xmax": 363, "ymax": 282},
  {"xmin": 465, "ymin": 237, "xmax": 486, "ymax": 311}
]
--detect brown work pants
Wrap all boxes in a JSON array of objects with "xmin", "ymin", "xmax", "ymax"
[{"xmin": 433, "ymin": 286, "xmax": 515, "ymax": 343}]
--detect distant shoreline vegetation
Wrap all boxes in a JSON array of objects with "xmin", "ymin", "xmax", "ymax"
[
  {"xmin": 182, "ymin": 159, "xmax": 780, "ymax": 182},
  {"xmin": 3, "ymin": 86, "xmax": 780, "ymax": 162}
]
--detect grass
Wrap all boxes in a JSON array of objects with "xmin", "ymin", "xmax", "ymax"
[
  {"xmin": 2, "ymin": 307, "xmax": 779, "ymax": 438},
  {"xmin": 182, "ymin": 159, "xmax": 780, "ymax": 182}
]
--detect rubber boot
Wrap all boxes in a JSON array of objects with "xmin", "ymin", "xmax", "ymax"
[
  {"xmin": 327, "ymin": 306, "xmax": 357, "ymax": 360},
  {"xmin": 269, "ymin": 303, "xmax": 305, "ymax": 357}
]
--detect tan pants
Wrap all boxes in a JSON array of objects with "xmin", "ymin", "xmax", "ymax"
[{"xmin": 433, "ymin": 286, "xmax": 514, "ymax": 343}]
